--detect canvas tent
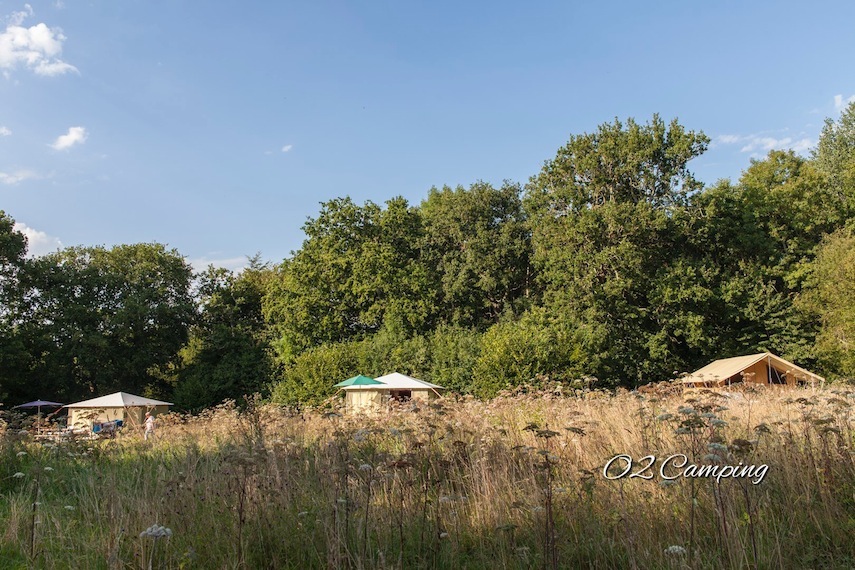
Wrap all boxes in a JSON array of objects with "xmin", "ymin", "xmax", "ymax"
[
  {"xmin": 339, "ymin": 372, "xmax": 444, "ymax": 412},
  {"xmin": 681, "ymin": 353, "xmax": 824, "ymax": 388},
  {"xmin": 64, "ymin": 392, "xmax": 172, "ymax": 430}
]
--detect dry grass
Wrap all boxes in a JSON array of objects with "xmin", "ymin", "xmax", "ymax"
[{"xmin": 1, "ymin": 384, "xmax": 854, "ymax": 569}]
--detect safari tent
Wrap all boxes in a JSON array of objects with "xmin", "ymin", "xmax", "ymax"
[
  {"xmin": 681, "ymin": 353, "xmax": 824, "ymax": 388},
  {"xmin": 338, "ymin": 373, "xmax": 444, "ymax": 412},
  {"xmin": 64, "ymin": 392, "xmax": 172, "ymax": 430}
]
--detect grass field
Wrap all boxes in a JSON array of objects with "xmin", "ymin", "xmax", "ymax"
[{"xmin": 1, "ymin": 384, "xmax": 854, "ymax": 569}]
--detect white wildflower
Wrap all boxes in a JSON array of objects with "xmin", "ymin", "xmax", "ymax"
[
  {"xmin": 64, "ymin": 505, "xmax": 75, "ymax": 511},
  {"xmin": 43, "ymin": 466, "xmax": 54, "ymax": 472},
  {"xmin": 140, "ymin": 524, "xmax": 172, "ymax": 539},
  {"xmin": 16, "ymin": 451, "xmax": 27, "ymax": 457},
  {"xmin": 12, "ymin": 472, "xmax": 25, "ymax": 478},
  {"xmin": 708, "ymin": 442, "xmax": 728, "ymax": 454},
  {"xmin": 358, "ymin": 463, "xmax": 372, "ymax": 472},
  {"xmin": 664, "ymin": 545, "xmax": 687, "ymax": 556}
]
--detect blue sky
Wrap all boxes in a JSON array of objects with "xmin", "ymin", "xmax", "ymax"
[{"xmin": 2, "ymin": 1, "xmax": 854, "ymax": 270}]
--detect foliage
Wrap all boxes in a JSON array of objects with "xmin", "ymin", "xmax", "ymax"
[
  {"xmin": 269, "ymin": 340, "xmax": 366, "ymax": 406},
  {"xmin": 420, "ymin": 181, "xmax": 533, "ymax": 327},
  {"xmin": 798, "ymin": 228, "xmax": 855, "ymax": 378},
  {"xmin": 173, "ymin": 256, "xmax": 277, "ymax": 411},
  {"xmin": 263, "ymin": 197, "xmax": 435, "ymax": 362},
  {"xmin": 471, "ymin": 309, "xmax": 585, "ymax": 398},
  {"xmin": 815, "ymin": 100, "xmax": 855, "ymax": 216},
  {"xmin": 8, "ymin": 243, "xmax": 195, "ymax": 402}
]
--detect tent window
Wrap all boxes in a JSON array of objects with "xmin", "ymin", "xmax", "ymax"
[{"xmin": 770, "ymin": 367, "xmax": 787, "ymax": 385}]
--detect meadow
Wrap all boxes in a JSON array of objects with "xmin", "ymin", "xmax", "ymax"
[{"xmin": 1, "ymin": 383, "xmax": 854, "ymax": 569}]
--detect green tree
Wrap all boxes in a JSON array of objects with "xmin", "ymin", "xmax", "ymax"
[
  {"xmin": 798, "ymin": 229, "xmax": 855, "ymax": 378},
  {"xmin": 815, "ymin": 100, "xmax": 855, "ymax": 216},
  {"xmin": 173, "ymin": 256, "xmax": 277, "ymax": 411},
  {"xmin": 19, "ymin": 243, "xmax": 195, "ymax": 401},
  {"xmin": 264, "ymin": 197, "xmax": 435, "ymax": 362},
  {"xmin": 0, "ymin": 212, "xmax": 28, "ymax": 404},
  {"xmin": 420, "ymin": 181, "xmax": 533, "ymax": 328},
  {"xmin": 525, "ymin": 115, "xmax": 710, "ymax": 385}
]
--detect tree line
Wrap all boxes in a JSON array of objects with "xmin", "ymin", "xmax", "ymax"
[{"xmin": 2, "ymin": 107, "xmax": 854, "ymax": 409}]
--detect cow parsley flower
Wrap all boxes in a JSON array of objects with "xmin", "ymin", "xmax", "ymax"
[{"xmin": 664, "ymin": 545, "xmax": 687, "ymax": 556}]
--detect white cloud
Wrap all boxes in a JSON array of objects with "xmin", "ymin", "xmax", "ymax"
[
  {"xmin": 715, "ymin": 134, "xmax": 742, "ymax": 145},
  {"xmin": 189, "ymin": 255, "xmax": 249, "ymax": 273},
  {"xmin": 834, "ymin": 94, "xmax": 855, "ymax": 113},
  {"xmin": 12, "ymin": 221, "xmax": 62, "ymax": 257},
  {"xmin": 50, "ymin": 126, "xmax": 87, "ymax": 150},
  {"xmin": 0, "ymin": 5, "xmax": 77, "ymax": 78},
  {"xmin": 714, "ymin": 133, "xmax": 814, "ymax": 156},
  {"xmin": 0, "ymin": 126, "xmax": 10, "ymax": 136},
  {"xmin": 0, "ymin": 169, "xmax": 38, "ymax": 184},
  {"xmin": 281, "ymin": 144, "xmax": 293, "ymax": 153}
]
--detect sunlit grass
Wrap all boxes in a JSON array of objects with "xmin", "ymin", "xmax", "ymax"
[{"xmin": 1, "ymin": 383, "xmax": 854, "ymax": 569}]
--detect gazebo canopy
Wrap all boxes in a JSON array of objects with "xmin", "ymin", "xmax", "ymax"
[{"xmin": 64, "ymin": 392, "xmax": 173, "ymax": 408}]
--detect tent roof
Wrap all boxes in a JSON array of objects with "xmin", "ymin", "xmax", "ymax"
[
  {"xmin": 64, "ymin": 392, "xmax": 173, "ymax": 408},
  {"xmin": 335, "ymin": 375, "xmax": 382, "ymax": 387},
  {"xmin": 340, "ymin": 372, "xmax": 444, "ymax": 391},
  {"xmin": 681, "ymin": 353, "xmax": 825, "ymax": 385}
]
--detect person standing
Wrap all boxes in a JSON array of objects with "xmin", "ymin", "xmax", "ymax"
[{"xmin": 144, "ymin": 411, "xmax": 155, "ymax": 441}]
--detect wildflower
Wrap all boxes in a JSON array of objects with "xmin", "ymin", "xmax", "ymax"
[
  {"xmin": 674, "ymin": 427, "xmax": 692, "ymax": 435},
  {"xmin": 16, "ymin": 451, "xmax": 27, "ymax": 457},
  {"xmin": 677, "ymin": 406, "xmax": 696, "ymax": 415},
  {"xmin": 140, "ymin": 524, "xmax": 173, "ymax": 539},
  {"xmin": 439, "ymin": 495, "xmax": 453, "ymax": 503},
  {"xmin": 707, "ymin": 442, "xmax": 728, "ymax": 454},
  {"xmin": 358, "ymin": 463, "xmax": 372, "ymax": 472},
  {"xmin": 13, "ymin": 472, "xmax": 25, "ymax": 478},
  {"xmin": 664, "ymin": 545, "xmax": 687, "ymax": 556},
  {"xmin": 439, "ymin": 532, "xmax": 449, "ymax": 539},
  {"xmin": 701, "ymin": 412, "xmax": 717, "ymax": 419},
  {"xmin": 44, "ymin": 466, "xmax": 54, "ymax": 471},
  {"xmin": 353, "ymin": 429, "xmax": 369, "ymax": 442},
  {"xmin": 297, "ymin": 511, "xmax": 308, "ymax": 517},
  {"xmin": 64, "ymin": 505, "xmax": 75, "ymax": 511},
  {"xmin": 18, "ymin": 430, "xmax": 28, "ymax": 436},
  {"xmin": 711, "ymin": 419, "xmax": 728, "ymax": 427},
  {"xmin": 656, "ymin": 413, "xmax": 674, "ymax": 421}
]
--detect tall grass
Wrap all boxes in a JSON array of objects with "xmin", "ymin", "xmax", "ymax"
[{"xmin": 1, "ymin": 384, "xmax": 854, "ymax": 569}]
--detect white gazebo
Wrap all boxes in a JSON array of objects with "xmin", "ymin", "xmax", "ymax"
[{"xmin": 64, "ymin": 392, "xmax": 173, "ymax": 430}]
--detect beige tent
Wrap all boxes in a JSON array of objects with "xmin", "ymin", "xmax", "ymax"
[
  {"xmin": 681, "ymin": 353, "xmax": 824, "ymax": 388},
  {"xmin": 341, "ymin": 373, "xmax": 444, "ymax": 413},
  {"xmin": 64, "ymin": 392, "xmax": 172, "ymax": 430}
]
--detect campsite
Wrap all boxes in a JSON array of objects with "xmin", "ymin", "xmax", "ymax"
[
  {"xmin": 2, "ymin": 382, "xmax": 853, "ymax": 568},
  {"xmin": 3, "ymin": 2, "xmax": 855, "ymax": 568}
]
